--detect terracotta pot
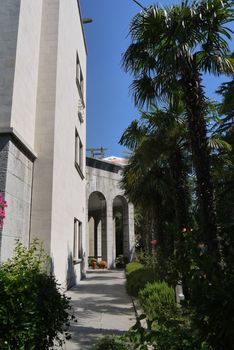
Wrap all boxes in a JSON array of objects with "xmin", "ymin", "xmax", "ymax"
[{"xmin": 92, "ymin": 261, "xmax": 97, "ymax": 270}]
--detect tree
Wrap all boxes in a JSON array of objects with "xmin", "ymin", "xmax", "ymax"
[
  {"xmin": 123, "ymin": 0, "xmax": 234, "ymax": 253},
  {"xmin": 120, "ymin": 101, "xmax": 191, "ymax": 256}
]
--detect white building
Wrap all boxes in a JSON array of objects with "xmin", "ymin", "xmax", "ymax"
[
  {"xmin": 0, "ymin": 0, "xmax": 135, "ymax": 289},
  {"xmin": 0, "ymin": 0, "xmax": 87, "ymax": 288}
]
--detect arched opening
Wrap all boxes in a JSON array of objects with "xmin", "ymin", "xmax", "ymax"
[
  {"xmin": 88, "ymin": 192, "xmax": 107, "ymax": 262},
  {"xmin": 113, "ymin": 196, "xmax": 129, "ymax": 261}
]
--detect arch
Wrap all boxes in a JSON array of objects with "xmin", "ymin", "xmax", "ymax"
[{"xmin": 88, "ymin": 191, "xmax": 107, "ymax": 262}]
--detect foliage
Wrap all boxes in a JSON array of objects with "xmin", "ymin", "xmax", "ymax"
[
  {"xmin": 123, "ymin": 0, "xmax": 234, "ymax": 253},
  {"xmin": 127, "ymin": 312, "xmax": 211, "ymax": 350},
  {"xmin": 0, "ymin": 193, "xmax": 7, "ymax": 228},
  {"xmin": 88, "ymin": 256, "xmax": 97, "ymax": 266},
  {"xmin": 115, "ymin": 255, "xmax": 129, "ymax": 268},
  {"xmin": 125, "ymin": 262, "xmax": 143, "ymax": 276},
  {"xmin": 0, "ymin": 240, "xmax": 71, "ymax": 350},
  {"xmin": 97, "ymin": 260, "xmax": 107, "ymax": 269},
  {"xmin": 125, "ymin": 267, "xmax": 157, "ymax": 297},
  {"xmin": 138, "ymin": 281, "xmax": 177, "ymax": 322},
  {"xmin": 93, "ymin": 335, "xmax": 130, "ymax": 350},
  {"xmin": 136, "ymin": 249, "xmax": 179, "ymax": 288}
]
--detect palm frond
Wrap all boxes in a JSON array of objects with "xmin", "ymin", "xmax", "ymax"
[{"xmin": 208, "ymin": 137, "xmax": 232, "ymax": 151}]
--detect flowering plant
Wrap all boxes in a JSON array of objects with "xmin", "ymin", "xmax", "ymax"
[{"xmin": 0, "ymin": 193, "xmax": 7, "ymax": 228}]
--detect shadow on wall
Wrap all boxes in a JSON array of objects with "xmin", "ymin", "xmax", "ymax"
[
  {"xmin": 50, "ymin": 252, "xmax": 86, "ymax": 290},
  {"xmin": 66, "ymin": 252, "xmax": 77, "ymax": 289}
]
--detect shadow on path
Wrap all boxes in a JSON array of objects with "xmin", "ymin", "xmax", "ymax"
[{"xmin": 65, "ymin": 270, "xmax": 135, "ymax": 350}]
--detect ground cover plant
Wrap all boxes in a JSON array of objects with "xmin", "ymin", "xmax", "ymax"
[{"xmin": 0, "ymin": 240, "xmax": 71, "ymax": 350}]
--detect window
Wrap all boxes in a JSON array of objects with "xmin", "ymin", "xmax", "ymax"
[
  {"xmin": 73, "ymin": 218, "xmax": 82, "ymax": 261},
  {"xmin": 75, "ymin": 128, "xmax": 84, "ymax": 178},
  {"xmin": 76, "ymin": 53, "xmax": 84, "ymax": 97}
]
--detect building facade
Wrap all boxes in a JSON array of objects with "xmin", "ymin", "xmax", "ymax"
[
  {"xmin": 87, "ymin": 157, "xmax": 135, "ymax": 268},
  {"xmin": 0, "ymin": 0, "xmax": 87, "ymax": 288},
  {"xmin": 0, "ymin": 1, "xmax": 135, "ymax": 289}
]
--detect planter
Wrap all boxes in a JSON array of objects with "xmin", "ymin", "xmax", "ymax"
[{"xmin": 92, "ymin": 261, "xmax": 97, "ymax": 270}]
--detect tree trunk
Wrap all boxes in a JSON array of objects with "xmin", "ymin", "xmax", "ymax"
[
  {"xmin": 181, "ymin": 64, "xmax": 218, "ymax": 253},
  {"xmin": 169, "ymin": 147, "xmax": 189, "ymax": 230}
]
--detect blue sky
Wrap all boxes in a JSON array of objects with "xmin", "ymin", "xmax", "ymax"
[{"xmin": 81, "ymin": 0, "xmax": 233, "ymax": 158}]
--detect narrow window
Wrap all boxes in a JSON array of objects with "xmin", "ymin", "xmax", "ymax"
[
  {"xmin": 73, "ymin": 219, "xmax": 82, "ymax": 261},
  {"xmin": 75, "ymin": 128, "xmax": 84, "ymax": 178},
  {"xmin": 76, "ymin": 52, "xmax": 84, "ymax": 97}
]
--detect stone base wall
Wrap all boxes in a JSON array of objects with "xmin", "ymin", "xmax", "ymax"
[{"xmin": 0, "ymin": 135, "xmax": 33, "ymax": 262}]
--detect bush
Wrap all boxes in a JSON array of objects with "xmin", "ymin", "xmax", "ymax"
[
  {"xmin": 93, "ymin": 335, "xmax": 129, "ymax": 350},
  {"xmin": 0, "ymin": 240, "xmax": 71, "ymax": 350},
  {"xmin": 116, "ymin": 255, "xmax": 129, "ymax": 268},
  {"xmin": 126, "ymin": 267, "xmax": 157, "ymax": 297},
  {"xmin": 138, "ymin": 281, "xmax": 177, "ymax": 321},
  {"xmin": 128, "ymin": 281, "xmax": 211, "ymax": 350},
  {"xmin": 125, "ymin": 261, "xmax": 143, "ymax": 275}
]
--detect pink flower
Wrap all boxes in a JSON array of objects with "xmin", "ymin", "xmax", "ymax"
[
  {"xmin": 150, "ymin": 239, "xmax": 158, "ymax": 245},
  {"xmin": 182, "ymin": 227, "xmax": 187, "ymax": 233}
]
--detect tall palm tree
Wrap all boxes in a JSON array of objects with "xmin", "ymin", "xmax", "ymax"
[{"xmin": 123, "ymin": 0, "xmax": 234, "ymax": 252}]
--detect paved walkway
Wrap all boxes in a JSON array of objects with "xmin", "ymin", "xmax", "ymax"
[{"xmin": 64, "ymin": 270, "xmax": 136, "ymax": 350}]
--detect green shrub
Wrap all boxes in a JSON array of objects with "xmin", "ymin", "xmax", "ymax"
[
  {"xmin": 126, "ymin": 267, "xmax": 157, "ymax": 297},
  {"xmin": 127, "ymin": 312, "xmax": 210, "ymax": 350},
  {"xmin": 138, "ymin": 281, "xmax": 177, "ymax": 321},
  {"xmin": 93, "ymin": 335, "xmax": 129, "ymax": 350},
  {"xmin": 0, "ymin": 240, "xmax": 71, "ymax": 350},
  {"xmin": 125, "ymin": 261, "xmax": 143, "ymax": 275}
]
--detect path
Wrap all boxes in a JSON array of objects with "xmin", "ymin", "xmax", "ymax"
[{"xmin": 64, "ymin": 270, "xmax": 136, "ymax": 350}]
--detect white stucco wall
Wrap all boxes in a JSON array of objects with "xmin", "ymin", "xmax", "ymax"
[
  {"xmin": 50, "ymin": 0, "xmax": 87, "ymax": 287},
  {"xmin": 10, "ymin": 0, "xmax": 43, "ymax": 149},
  {"xmin": 30, "ymin": 0, "xmax": 87, "ymax": 288},
  {"xmin": 30, "ymin": 0, "xmax": 60, "ymax": 256}
]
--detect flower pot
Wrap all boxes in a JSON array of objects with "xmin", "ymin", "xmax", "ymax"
[{"xmin": 92, "ymin": 261, "xmax": 97, "ymax": 270}]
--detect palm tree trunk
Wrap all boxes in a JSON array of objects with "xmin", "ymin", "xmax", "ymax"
[
  {"xmin": 181, "ymin": 64, "xmax": 218, "ymax": 253},
  {"xmin": 169, "ymin": 147, "xmax": 189, "ymax": 230}
]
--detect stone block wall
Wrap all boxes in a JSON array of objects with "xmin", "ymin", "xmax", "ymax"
[{"xmin": 0, "ymin": 135, "xmax": 33, "ymax": 262}]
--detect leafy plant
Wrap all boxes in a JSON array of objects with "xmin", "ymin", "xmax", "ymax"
[
  {"xmin": 125, "ymin": 262, "xmax": 143, "ymax": 275},
  {"xmin": 126, "ymin": 267, "xmax": 158, "ymax": 297},
  {"xmin": 138, "ymin": 281, "xmax": 177, "ymax": 322},
  {"xmin": 0, "ymin": 239, "xmax": 71, "ymax": 350},
  {"xmin": 93, "ymin": 335, "xmax": 130, "ymax": 350}
]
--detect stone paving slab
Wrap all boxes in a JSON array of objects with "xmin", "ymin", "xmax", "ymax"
[{"xmin": 64, "ymin": 270, "xmax": 136, "ymax": 350}]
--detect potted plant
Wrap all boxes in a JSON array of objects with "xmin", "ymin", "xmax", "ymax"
[{"xmin": 91, "ymin": 258, "xmax": 97, "ymax": 270}]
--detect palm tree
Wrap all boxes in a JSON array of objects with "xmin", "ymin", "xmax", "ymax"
[
  {"xmin": 120, "ymin": 102, "xmax": 191, "ymax": 254},
  {"xmin": 123, "ymin": 0, "xmax": 234, "ymax": 252}
]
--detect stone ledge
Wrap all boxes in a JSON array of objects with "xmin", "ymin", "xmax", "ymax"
[{"xmin": 0, "ymin": 127, "xmax": 37, "ymax": 160}]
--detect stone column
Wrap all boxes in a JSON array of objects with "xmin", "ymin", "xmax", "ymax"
[
  {"xmin": 128, "ymin": 203, "xmax": 135, "ymax": 261},
  {"xmin": 112, "ymin": 213, "xmax": 116, "ymax": 267},
  {"xmin": 123, "ymin": 203, "xmax": 135, "ymax": 261},
  {"xmin": 101, "ymin": 209, "xmax": 107, "ymax": 261},
  {"xmin": 88, "ymin": 216, "xmax": 95, "ymax": 257},
  {"xmin": 106, "ymin": 199, "xmax": 114, "ymax": 268},
  {"xmin": 96, "ymin": 218, "xmax": 102, "ymax": 260}
]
